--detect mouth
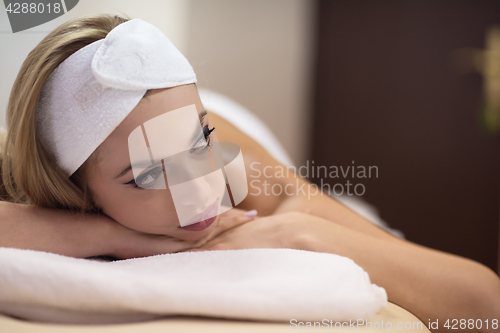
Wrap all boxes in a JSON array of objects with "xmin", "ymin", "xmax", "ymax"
[
  {"xmin": 177, "ymin": 215, "xmax": 217, "ymax": 231},
  {"xmin": 178, "ymin": 199, "xmax": 219, "ymax": 231}
]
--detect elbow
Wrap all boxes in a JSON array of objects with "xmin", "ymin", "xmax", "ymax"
[{"xmin": 465, "ymin": 262, "xmax": 500, "ymax": 323}]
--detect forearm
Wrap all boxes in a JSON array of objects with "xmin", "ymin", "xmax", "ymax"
[
  {"xmin": 304, "ymin": 222, "xmax": 500, "ymax": 332},
  {"xmin": 0, "ymin": 201, "xmax": 113, "ymax": 258},
  {"xmin": 270, "ymin": 178, "xmax": 500, "ymax": 326}
]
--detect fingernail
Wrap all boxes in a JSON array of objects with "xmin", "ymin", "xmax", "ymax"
[{"xmin": 245, "ymin": 209, "xmax": 258, "ymax": 217}]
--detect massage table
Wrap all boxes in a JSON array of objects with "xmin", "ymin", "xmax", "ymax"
[{"xmin": 0, "ymin": 302, "xmax": 429, "ymax": 332}]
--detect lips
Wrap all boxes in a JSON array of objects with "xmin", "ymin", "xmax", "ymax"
[
  {"xmin": 178, "ymin": 215, "xmax": 217, "ymax": 231},
  {"xmin": 178, "ymin": 200, "xmax": 219, "ymax": 231}
]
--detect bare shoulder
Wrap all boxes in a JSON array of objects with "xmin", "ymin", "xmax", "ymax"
[
  {"xmin": 206, "ymin": 111, "xmax": 275, "ymax": 161},
  {"xmin": 206, "ymin": 111, "xmax": 290, "ymax": 215}
]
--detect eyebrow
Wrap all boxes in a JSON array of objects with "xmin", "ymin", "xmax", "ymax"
[{"xmin": 113, "ymin": 110, "xmax": 209, "ymax": 181}]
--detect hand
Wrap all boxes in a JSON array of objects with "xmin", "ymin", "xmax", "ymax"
[
  {"xmin": 186, "ymin": 211, "xmax": 340, "ymax": 252},
  {"xmin": 105, "ymin": 208, "xmax": 257, "ymax": 259}
]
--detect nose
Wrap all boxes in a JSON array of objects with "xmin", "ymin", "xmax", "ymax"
[
  {"xmin": 164, "ymin": 153, "xmax": 214, "ymax": 206},
  {"xmin": 178, "ymin": 176, "xmax": 212, "ymax": 206}
]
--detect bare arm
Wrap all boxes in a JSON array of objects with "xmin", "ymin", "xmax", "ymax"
[
  {"xmin": 302, "ymin": 215, "xmax": 500, "ymax": 332},
  {"xmin": 0, "ymin": 201, "xmax": 197, "ymax": 259},
  {"xmin": 0, "ymin": 201, "xmax": 114, "ymax": 258},
  {"xmin": 0, "ymin": 200, "xmax": 254, "ymax": 259},
  {"xmin": 273, "ymin": 181, "xmax": 500, "ymax": 330}
]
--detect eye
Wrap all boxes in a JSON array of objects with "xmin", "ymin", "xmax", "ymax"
[
  {"xmin": 138, "ymin": 168, "xmax": 162, "ymax": 186},
  {"xmin": 126, "ymin": 166, "xmax": 163, "ymax": 189},
  {"xmin": 191, "ymin": 136, "xmax": 209, "ymax": 151},
  {"xmin": 190, "ymin": 125, "xmax": 214, "ymax": 153},
  {"xmin": 125, "ymin": 124, "xmax": 216, "ymax": 188}
]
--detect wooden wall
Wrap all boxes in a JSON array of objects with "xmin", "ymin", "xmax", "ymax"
[{"xmin": 311, "ymin": 0, "xmax": 500, "ymax": 271}]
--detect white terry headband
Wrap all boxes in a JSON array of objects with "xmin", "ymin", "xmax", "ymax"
[{"xmin": 37, "ymin": 18, "xmax": 197, "ymax": 177}]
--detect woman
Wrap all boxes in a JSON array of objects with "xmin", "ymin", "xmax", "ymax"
[{"xmin": 0, "ymin": 14, "xmax": 499, "ymax": 331}]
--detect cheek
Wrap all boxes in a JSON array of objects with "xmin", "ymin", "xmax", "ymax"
[{"xmin": 97, "ymin": 186, "xmax": 180, "ymax": 233}]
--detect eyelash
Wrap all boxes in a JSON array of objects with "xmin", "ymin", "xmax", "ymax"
[{"xmin": 126, "ymin": 124, "xmax": 215, "ymax": 189}]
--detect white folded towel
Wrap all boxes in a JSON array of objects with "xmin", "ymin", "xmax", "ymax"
[{"xmin": 0, "ymin": 247, "xmax": 387, "ymax": 324}]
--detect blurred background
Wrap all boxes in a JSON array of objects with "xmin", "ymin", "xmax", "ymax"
[{"xmin": 1, "ymin": 0, "xmax": 499, "ymax": 273}]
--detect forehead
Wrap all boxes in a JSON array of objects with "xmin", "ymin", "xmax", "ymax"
[
  {"xmin": 93, "ymin": 84, "xmax": 204, "ymax": 175},
  {"xmin": 114, "ymin": 84, "xmax": 202, "ymax": 138}
]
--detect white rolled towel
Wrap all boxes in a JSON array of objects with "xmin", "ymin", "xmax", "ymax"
[{"xmin": 0, "ymin": 247, "xmax": 387, "ymax": 324}]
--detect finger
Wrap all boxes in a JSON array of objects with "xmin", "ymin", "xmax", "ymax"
[
  {"xmin": 215, "ymin": 209, "xmax": 258, "ymax": 231},
  {"xmin": 183, "ymin": 248, "xmax": 205, "ymax": 252},
  {"xmin": 125, "ymin": 236, "xmax": 198, "ymax": 258},
  {"xmin": 185, "ymin": 242, "xmax": 226, "ymax": 252},
  {"xmin": 195, "ymin": 215, "xmax": 253, "ymax": 248},
  {"xmin": 245, "ymin": 209, "xmax": 258, "ymax": 217},
  {"xmin": 188, "ymin": 209, "xmax": 258, "ymax": 250},
  {"xmin": 155, "ymin": 237, "xmax": 199, "ymax": 254}
]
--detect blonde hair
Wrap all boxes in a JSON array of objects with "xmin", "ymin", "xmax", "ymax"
[{"xmin": 0, "ymin": 14, "xmax": 129, "ymax": 212}]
